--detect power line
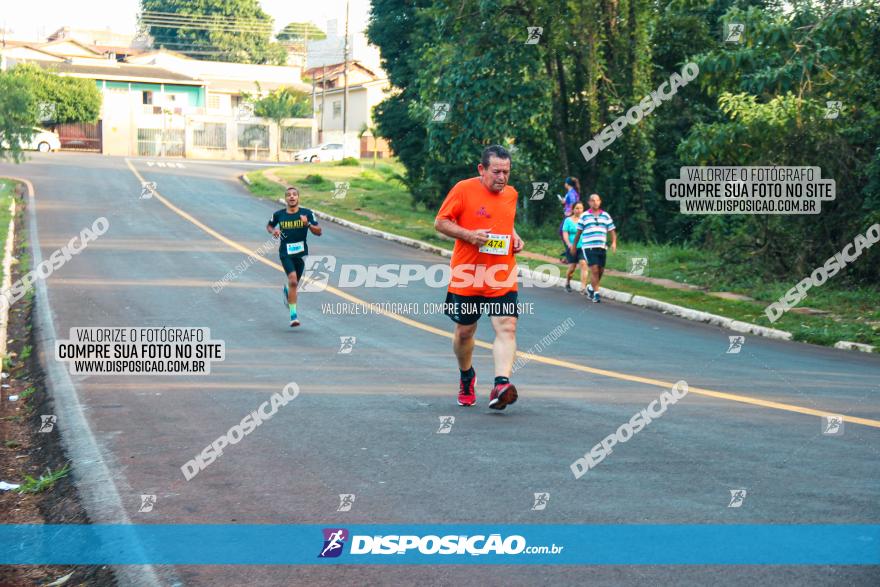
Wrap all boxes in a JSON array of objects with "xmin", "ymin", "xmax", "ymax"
[
  {"xmin": 141, "ymin": 10, "xmax": 279, "ymax": 25},
  {"xmin": 139, "ymin": 11, "xmax": 362, "ymax": 37},
  {"xmin": 142, "ymin": 21, "xmax": 275, "ymax": 34},
  {"xmin": 136, "ymin": 11, "xmax": 365, "ymax": 68},
  {"xmin": 140, "ymin": 11, "xmax": 328, "ymax": 35},
  {"xmin": 145, "ymin": 37, "xmax": 345, "ymax": 54},
  {"xmin": 148, "ymin": 41, "xmax": 346, "ymax": 59},
  {"xmin": 140, "ymin": 12, "xmax": 274, "ymax": 31}
]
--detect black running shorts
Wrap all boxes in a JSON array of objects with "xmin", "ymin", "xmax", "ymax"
[
  {"xmin": 582, "ymin": 248, "xmax": 607, "ymax": 268},
  {"xmin": 564, "ymin": 248, "xmax": 586, "ymax": 264},
  {"xmin": 281, "ymin": 255, "xmax": 306, "ymax": 279},
  {"xmin": 444, "ymin": 290, "xmax": 519, "ymax": 325}
]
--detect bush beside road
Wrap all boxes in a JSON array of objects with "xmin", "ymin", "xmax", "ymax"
[{"xmin": 243, "ymin": 162, "xmax": 879, "ymax": 348}]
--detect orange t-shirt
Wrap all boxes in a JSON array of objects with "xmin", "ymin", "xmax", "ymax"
[{"xmin": 435, "ymin": 177, "xmax": 519, "ymax": 297}]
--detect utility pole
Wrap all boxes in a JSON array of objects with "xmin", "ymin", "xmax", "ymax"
[
  {"xmin": 1, "ymin": 21, "xmax": 12, "ymax": 49},
  {"xmin": 310, "ymin": 75, "xmax": 316, "ymax": 121},
  {"xmin": 304, "ymin": 26, "xmax": 316, "ymax": 147},
  {"xmin": 320, "ymin": 64, "xmax": 326, "ymax": 142},
  {"xmin": 342, "ymin": 0, "xmax": 350, "ymax": 155}
]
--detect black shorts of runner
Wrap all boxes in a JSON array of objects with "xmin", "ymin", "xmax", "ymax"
[
  {"xmin": 280, "ymin": 255, "xmax": 306, "ymax": 280},
  {"xmin": 444, "ymin": 291, "xmax": 519, "ymax": 325},
  {"xmin": 582, "ymin": 247, "xmax": 607, "ymax": 268}
]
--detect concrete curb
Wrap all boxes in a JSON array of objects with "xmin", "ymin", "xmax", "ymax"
[
  {"xmin": 11, "ymin": 176, "xmax": 170, "ymax": 587},
  {"xmin": 253, "ymin": 169, "xmax": 793, "ymax": 341},
  {"xmin": 834, "ymin": 341, "xmax": 875, "ymax": 353}
]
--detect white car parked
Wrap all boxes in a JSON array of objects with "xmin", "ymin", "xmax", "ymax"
[
  {"xmin": 293, "ymin": 143, "xmax": 344, "ymax": 163},
  {"xmin": 3, "ymin": 128, "xmax": 62, "ymax": 152}
]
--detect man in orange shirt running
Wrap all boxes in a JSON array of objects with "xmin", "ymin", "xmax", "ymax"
[{"xmin": 434, "ymin": 145, "xmax": 524, "ymax": 410}]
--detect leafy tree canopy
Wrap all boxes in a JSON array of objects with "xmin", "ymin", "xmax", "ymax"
[{"xmin": 140, "ymin": 0, "xmax": 288, "ymax": 65}]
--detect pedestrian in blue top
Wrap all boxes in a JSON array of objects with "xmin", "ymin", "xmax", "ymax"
[
  {"xmin": 557, "ymin": 177, "xmax": 581, "ymax": 246},
  {"xmin": 562, "ymin": 201, "xmax": 588, "ymax": 292}
]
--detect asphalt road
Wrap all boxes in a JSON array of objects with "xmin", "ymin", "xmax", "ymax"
[{"xmin": 2, "ymin": 152, "xmax": 878, "ymax": 586}]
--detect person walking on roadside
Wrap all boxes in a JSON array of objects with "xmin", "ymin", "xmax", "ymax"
[
  {"xmin": 557, "ymin": 177, "xmax": 581, "ymax": 246},
  {"xmin": 570, "ymin": 193, "xmax": 617, "ymax": 303},
  {"xmin": 562, "ymin": 201, "xmax": 588, "ymax": 292}
]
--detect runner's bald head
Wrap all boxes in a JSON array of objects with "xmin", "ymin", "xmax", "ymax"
[{"xmin": 478, "ymin": 145, "xmax": 511, "ymax": 193}]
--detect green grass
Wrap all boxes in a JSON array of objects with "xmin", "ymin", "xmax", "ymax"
[
  {"xmin": 20, "ymin": 344, "xmax": 31, "ymax": 360},
  {"xmin": 0, "ymin": 179, "xmax": 13, "ymax": 272},
  {"xmin": 247, "ymin": 160, "xmax": 452, "ymax": 248},
  {"xmin": 518, "ymin": 240, "xmax": 880, "ymax": 345},
  {"xmin": 243, "ymin": 162, "xmax": 879, "ymax": 347},
  {"xmin": 4, "ymin": 440, "xmax": 20, "ymax": 449},
  {"xmin": 16, "ymin": 464, "xmax": 70, "ymax": 494},
  {"xmin": 20, "ymin": 386, "xmax": 35, "ymax": 400}
]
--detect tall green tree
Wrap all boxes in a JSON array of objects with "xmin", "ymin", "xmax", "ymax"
[
  {"xmin": 369, "ymin": 0, "xmax": 657, "ymax": 235},
  {"xmin": 368, "ymin": 0, "xmax": 878, "ymax": 284},
  {"xmin": 7, "ymin": 63, "xmax": 101, "ymax": 125},
  {"xmin": 277, "ymin": 22, "xmax": 327, "ymax": 45},
  {"xmin": 246, "ymin": 87, "xmax": 312, "ymax": 161},
  {"xmin": 367, "ymin": 0, "xmax": 434, "ymax": 205},
  {"xmin": 140, "ymin": 0, "xmax": 288, "ymax": 65},
  {"xmin": 0, "ymin": 73, "xmax": 38, "ymax": 163},
  {"xmin": 0, "ymin": 63, "xmax": 101, "ymax": 162},
  {"xmin": 679, "ymin": 1, "xmax": 880, "ymax": 281}
]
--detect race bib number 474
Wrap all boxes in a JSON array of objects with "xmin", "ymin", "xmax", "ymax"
[{"xmin": 479, "ymin": 234, "xmax": 511, "ymax": 256}]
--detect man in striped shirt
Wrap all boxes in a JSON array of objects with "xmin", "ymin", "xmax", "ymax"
[{"xmin": 570, "ymin": 193, "xmax": 617, "ymax": 303}]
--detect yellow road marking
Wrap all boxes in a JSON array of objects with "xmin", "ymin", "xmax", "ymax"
[{"xmin": 124, "ymin": 159, "xmax": 880, "ymax": 429}]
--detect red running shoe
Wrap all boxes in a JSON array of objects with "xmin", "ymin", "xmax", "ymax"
[
  {"xmin": 489, "ymin": 382, "xmax": 518, "ymax": 410},
  {"xmin": 458, "ymin": 374, "xmax": 477, "ymax": 406}
]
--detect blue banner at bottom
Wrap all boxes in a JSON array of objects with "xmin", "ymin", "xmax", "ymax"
[{"xmin": 0, "ymin": 525, "xmax": 877, "ymax": 565}]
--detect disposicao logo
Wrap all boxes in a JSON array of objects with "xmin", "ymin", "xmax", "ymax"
[{"xmin": 318, "ymin": 528, "xmax": 349, "ymax": 558}]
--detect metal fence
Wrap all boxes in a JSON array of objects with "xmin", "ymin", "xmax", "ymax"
[
  {"xmin": 237, "ymin": 124, "xmax": 269, "ymax": 148},
  {"xmin": 281, "ymin": 126, "xmax": 311, "ymax": 151},
  {"xmin": 192, "ymin": 122, "xmax": 227, "ymax": 149},
  {"xmin": 51, "ymin": 121, "xmax": 102, "ymax": 152},
  {"xmin": 137, "ymin": 128, "xmax": 185, "ymax": 157}
]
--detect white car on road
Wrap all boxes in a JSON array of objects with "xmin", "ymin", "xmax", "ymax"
[{"xmin": 293, "ymin": 143, "xmax": 344, "ymax": 163}]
